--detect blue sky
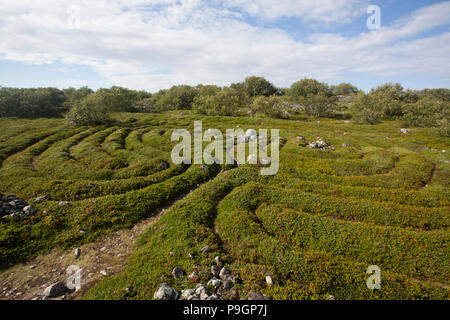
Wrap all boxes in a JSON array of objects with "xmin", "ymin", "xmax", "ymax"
[{"xmin": 0, "ymin": 0, "xmax": 449, "ymax": 92}]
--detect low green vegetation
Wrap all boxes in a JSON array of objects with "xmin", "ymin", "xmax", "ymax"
[{"xmin": 0, "ymin": 77, "xmax": 448, "ymax": 300}]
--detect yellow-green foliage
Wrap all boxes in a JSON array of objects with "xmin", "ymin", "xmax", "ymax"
[{"xmin": 0, "ymin": 112, "xmax": 448, "ymax": 300}]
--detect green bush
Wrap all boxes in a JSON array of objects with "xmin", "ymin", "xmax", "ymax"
[
  {"xmin": 151, "ymin": 85, "xmax": 198, "ymax": 110},
  {"xmin": 289, "ymin": 78, "xmax": 332, "ymax": 98},
  {"xmin": 251, "ymin": 95, "xmax": 289, "ymax": 118},
  {"xmin": 192, "ymin": 88, "xmax": 245, "ymax": 116},
  {"xmin": 66, "ymin": 94, "xmax": 112, "ymax": 125},
  {"xmin": 244, "ymin": 76, "xmax": 278, "ymax": 97},
  {"xmin": 301, "ymin": 93, "xmax": 336, "ymax": 117},
  {"xmin": 332, "ymin": 82, "xmax": 358, "ymax": 95},
  {"xmin": 350, "ymin": 92, "xmax": 384, "ymax": 124},
  {"xmin": 401, "ymin": 96, "xmax": 449, "ymax": 135}
]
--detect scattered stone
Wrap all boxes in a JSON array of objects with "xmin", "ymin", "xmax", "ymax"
[
  {"xmin": 180, "ymin": 289, "xmax": 195, "ymax": 300},
  {"xmin": 74, "ymin": 248, "xmax": 81, "ymax": 259},
  {"xmin": 207, "ymin": 277, "xmax": 222, "ymax": 288},
  {"xmin": 214, "ymin": 256, "xmax": 222, "ymax": 264},
  {"xmin": 0, "ymin": 194, "xmax": 36, "ymax": 218},
  {"xmin": 58, "ymin": 201, "xmax": 69, "ymax": 206},
  {"xmin": 43, "ymin": 282, "xmax": 67, "ymax": 297},
  {"xmin": 219, "ymin": 268, "xmax": 234, "ymax": 282},
  {"xmin": 100, "ymin": 270, "xmax": 107, "ymax": 276},
  {"xmin": 308, "ymin": 138, "xmax": 330, "ymax": 150},
  {"xmin": 265, "ymin": 276, "xmax": 273, "ymax": 286},
  {"xmin": 34, "ymin": 195, "xmax": 48, "ymax": 203},
  {"xmin": 100, "ymin": 247, "xmax": 107, "ymax": 252},
  {"xmin": 79, "ymin": 230, "xmax": 86, "ymax": 235},
  {"xmin": 23, "ymin": 205, "xmax": 37, "ymax": 215},
  {"xmin": 400, "ymin": 128, "xmax": 410, "ymax": 134},
  {"xmin": 247, "ymin": 291, "xmax": 270, "ymax": 300},
  {"xmin": 200, "ymin": 246, "xmax": 210, "ymax": 253},
  {"xmin": 172, "ymin": 267, "xmax": 185, "ymax": 279},
  {"xmin": 211, "ymin": 265, "xmax": 220, "ymax": 277},
  {"xmin": 223, "ymin": 281, "xmax": 232, "ymax": 290},
  {"xmin": 30, "ymin": 265, "xmax": 37, "ymax": 269},
  {"xmin": 154, "ymin": 283, "xmax": 178, "ymax": 300}
]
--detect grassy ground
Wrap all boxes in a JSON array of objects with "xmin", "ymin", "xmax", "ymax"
[{"xmin": 0, "ymin": 112, "xmax": 448, "ymax": 299}]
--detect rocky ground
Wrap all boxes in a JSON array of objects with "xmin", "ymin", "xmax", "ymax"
[
  {"xmin": 0, "ymin": 208, "xmax": 164, "ymax": 300},
  {"xmin": 153, "ymin": 250, "xmax": 270, "ymax": 301},
  {"xmin": 0, "ymin": 193, "xmax": 39, "ymax": 219}
]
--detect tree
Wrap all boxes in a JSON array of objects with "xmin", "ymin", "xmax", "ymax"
[
  {"xmin": 62, "ymin": 86, "xmax": 94, "ymax": 112},
  {"xmin": 244, "ymin": 76, "xmax": 277, "ymax": 97},
  {"xmin": 66, "ymin": 94, "xmax": 111, "ymax": 125},
  {"xmin": 0, "ymin": 87, "xmax": 66, "ymax": 118},
  {"xmin": 368, "ymin": 83, "xmax": 405, "ymax": 118},
  {"xmin": 350, "ymin": 92, "xmax": 384, "ymax": 124},
  {"xmin": 95, "ymin": 86, "xmax": 142, "ymax": 112},
  {"xmin": 302, "ymin": 93, "xmax": 336, "ymax": 117},
  {"xmin": 251, "ymin": 95, "xmax": 290, "ymax": 118},
  {"xmin": 192, "ymin": 88, "xmax": 244, "ymax": 116},
  {"xmin": 289, "ymin": 78, "xmax": 332, "ymax": 98},
  {"xmin": 332, "ymin": 82, "xmax": 358, "ymax": 95},
  {"xmin": 402, "ymin": 96, "xmax": 449, "ymax": 127},
  {"xmin": 153, "ymin": 85, "xmax": 198, "ymax": 110}
]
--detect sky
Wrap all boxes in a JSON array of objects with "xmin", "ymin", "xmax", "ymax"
[{"xmin": 0, "ymin": 0, "xmax": 449, "ymax": 92}]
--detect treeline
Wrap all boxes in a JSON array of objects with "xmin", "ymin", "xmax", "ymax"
[
  {"xmin": 0, "ymin": 86, "xmax": 150, "ymax": 119},
  {"xmin": 0, "ymin": 77, "xmax": 448, "ymax": 136}
]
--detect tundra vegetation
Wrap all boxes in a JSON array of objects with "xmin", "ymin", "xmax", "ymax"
[{"xmin": 0, "ymin": 77, "xmax": 448, "ymax": 300}]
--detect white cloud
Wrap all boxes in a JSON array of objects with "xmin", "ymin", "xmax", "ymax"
[
  {"xmin": 220, "ymin": 0, "xmax": 370, "ymax": 23},
  {"xmin": 0, "ymin": 0, "xmax": 449, "ymax": 91}
]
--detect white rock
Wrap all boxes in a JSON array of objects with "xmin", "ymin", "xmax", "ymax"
[
  {"xmin": 207, "ymin": 278, "xmax": 222, "ymax": 288},
  {"xmin": 154, "ymin": 283, "xmax": 178, "ymax": 300},
  {"xmin": 180, "ymin": 289, "xmax": 195, "ymax": 300},
  {"xmin": 43, "ymin": 282, "xmax": 67, "ymax": 297},
  {"xmin": 266, "ymin": 276, "xmax": 273, "ymax": 285}
]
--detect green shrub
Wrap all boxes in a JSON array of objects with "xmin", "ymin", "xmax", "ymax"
[
  {"xmin": 402, "ymin": 96, "xmax": 449, "ymax": 134},
  {"xmin": 244, "ymin": 76, "xmax": 278, "ymax": 97},
  {"xmin": 289, "ymin": 78, "xmax": 332, "ymax": 98},
  {"xmin": 192, "ymin": 88, "xmax": 245, "ymax": 116},
  {"xmin": 350, "ymin": 92, "xmax": 384, "ymax": 124},
  {"xmin": 301, "ymin": 93, "xmax": 336, "ymax": 117},
  {"xmin": 66, "ymin": 94, "xmax": 112, "ymax": 125},
  {"xmin": 251, "ymin": 95, "xmax": 290, "ymax": 118}
]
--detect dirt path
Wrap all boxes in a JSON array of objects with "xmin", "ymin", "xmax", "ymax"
[
  {"xmin": 0, "ymin": 169, "xmax": 219, "ymax": 301},
  {"xmin": 0, "ymin": 209, "xmax": 165, "ymax": 300}
]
